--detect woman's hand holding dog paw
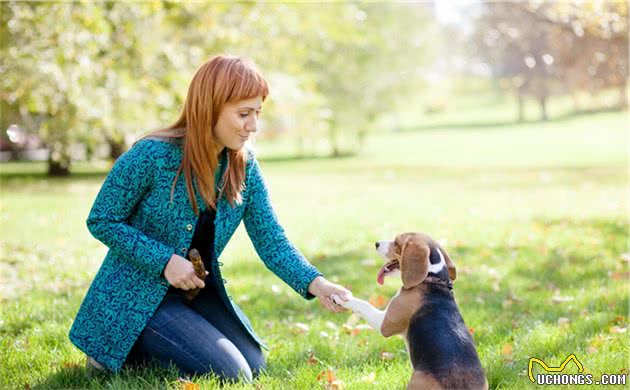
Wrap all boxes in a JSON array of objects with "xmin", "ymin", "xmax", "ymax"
[{"xmin": 308, "ymin": 276, "xmax": 352, "ymax": 313}]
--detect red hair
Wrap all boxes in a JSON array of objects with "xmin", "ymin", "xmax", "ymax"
[{"xmin": 138, "ymin": 55, "xmax": 269, "ymax": 214}]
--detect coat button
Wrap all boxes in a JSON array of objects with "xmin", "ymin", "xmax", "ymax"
[
  {"xmin": 186, "ymin": 224, "xmax": 193, "ymax": 231},
  {"xmin": 222, "ymin": 278, "xmax": 227, "ymax": 284},
  {"xmin": 218, "ymin": 261, "xmax": 224, "ymax": 266},
  {"xmin": 181, "ymin": 248, "xmax": 187, "ymax": 254}
]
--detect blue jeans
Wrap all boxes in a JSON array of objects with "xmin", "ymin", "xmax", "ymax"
[{"xmin": 124, "ymin": 285, "xmax": 265, "ymax": 383}]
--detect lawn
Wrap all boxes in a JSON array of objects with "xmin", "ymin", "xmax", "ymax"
[{"xmin": 0, "ymin": 108, "xmax": 627, "ymax": 389}]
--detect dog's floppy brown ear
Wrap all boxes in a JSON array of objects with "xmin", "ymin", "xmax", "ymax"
[
  {"xmin": 400, "ymin": 237, "xmax": 430, "ymax": 289},
  {"xmin": 436, "ymin": 243, "xmax": 457, "ymax": 281}
]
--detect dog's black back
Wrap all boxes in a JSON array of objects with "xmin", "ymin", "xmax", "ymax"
[{"xmin": 407, "ymin": 285, "xmax": 486, "ymax": 389}]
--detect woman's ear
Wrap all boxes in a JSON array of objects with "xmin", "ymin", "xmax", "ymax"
[
  {"xmin": 400, "ymin": 238, "xmax": 430, "ymax": 289},
  {"xmin": 437, "ymin": 243, "xmax": 457, "ymax": 281}
]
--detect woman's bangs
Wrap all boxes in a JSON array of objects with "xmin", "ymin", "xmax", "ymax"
[{"xmin": 229, "ymin": 66, "xmax": 269, "ymax": 102}]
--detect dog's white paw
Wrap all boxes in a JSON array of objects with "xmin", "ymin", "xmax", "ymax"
[{"xmin": 331, "ymin": 294, "xmax": 347, "ymax": 306}]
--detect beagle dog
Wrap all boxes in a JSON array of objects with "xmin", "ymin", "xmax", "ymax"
[{"xmin": 333, "ymin": 232, "xmax": 487, "ymax": 390}]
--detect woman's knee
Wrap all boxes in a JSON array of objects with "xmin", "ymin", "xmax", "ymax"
[
  {"xmin": 191, "ymin": 352, "xmax": 253, "ymax": 383},
  {"xmin": 247, "ymin": 349, "xmax": 266, "ymax": 378}
]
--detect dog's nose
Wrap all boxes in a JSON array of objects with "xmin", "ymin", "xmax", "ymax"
[{"xmin": 375, "ymin": 242, "xmax": 380, "ymax": 249}]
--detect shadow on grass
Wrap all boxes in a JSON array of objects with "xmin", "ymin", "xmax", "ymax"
[
  {"xmin": 33, "ymin": 359, "xmax": 206, "ymax": 389},
  {"xmin": 398, "ymin": 106, "xmax": 625, "ymax": 132}
]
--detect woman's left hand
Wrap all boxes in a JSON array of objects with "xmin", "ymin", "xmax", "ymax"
[{"xmin": 308, "ymin": 276, "xmax": 352, "ymax": 313}]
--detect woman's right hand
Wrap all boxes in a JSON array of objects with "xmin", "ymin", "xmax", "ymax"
[{"xmin": 163, "ymin": 254, "xmax": 208, "ymax": 290}]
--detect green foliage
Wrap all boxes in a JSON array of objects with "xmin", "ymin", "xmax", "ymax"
[{"xmin": 1, "ymin": 2, "xmax": 438, "ymax": 170}]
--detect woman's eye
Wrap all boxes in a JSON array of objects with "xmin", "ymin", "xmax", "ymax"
[{"xmin": 239, "ymin": 113, "xmax": 249, "ymax": 118}]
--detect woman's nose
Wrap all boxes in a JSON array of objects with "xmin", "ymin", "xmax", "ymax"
[{"xmin": 245, "ymin": 117, "xmax": 258, "ymax": 133}]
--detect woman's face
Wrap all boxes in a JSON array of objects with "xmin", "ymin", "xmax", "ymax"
[{"xmin": 213, "ymin": 96, "xmax": 262, "ymax": 152}]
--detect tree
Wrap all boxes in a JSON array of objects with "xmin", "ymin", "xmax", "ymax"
[{"xmin": 472, "ymin": 1, "xmax": 628, "ymax": 121}]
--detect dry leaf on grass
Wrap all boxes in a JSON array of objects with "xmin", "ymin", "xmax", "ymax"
[
  {"xmin": 307, "ymin": 351, "xmax": 321, "ymax": 366},
  {"xmin": 317, "ymin": 369, "xmax": 345, "ymax": 390},
  {"xmin": 380, "ymin": 351, "xmax": 395, "ymax": 361},
  {"xmin": 551, "ymin": 295, "xmax": 574, "ymax": 304},
  {"xmin": 369, "ymin": 294, "xmax": 388, "ymax": 308},
  {"xmin": 361, "ymin": 372, "xmax": 376, "ymax": 383},
  {"xmin": 610, "ymin": 326, "xmax": 627, "ymax": 333},
  {"xmin": 291, "ymin": 322, "xmax": 310, "ymax": 334},
  {"xmin": 557, "ymin": 317, "xmax": 571, "ymax": 327},
  {"xmin": 177, "ymin": 378, "xmax": 199, "ymax": 390}
]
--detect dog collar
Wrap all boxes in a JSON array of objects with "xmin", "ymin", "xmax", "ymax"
[{"xmin": 423, "ymin": 276, "xmax": 453, "ymax": 290}]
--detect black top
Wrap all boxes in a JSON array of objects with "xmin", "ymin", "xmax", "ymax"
[
  {"xmin": 189, "ymin": 207, "xmax": 216, "ymax": 269},
  {"xmin": 166, "ymin": 207, "xmax": 216, "ymax": 295}
]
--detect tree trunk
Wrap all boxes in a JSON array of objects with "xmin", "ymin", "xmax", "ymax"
[
  {"xmin": 517, "ymin": 93, "xmax": 525, "ymax": 122},
  {"xmin": 329, "ymin": 122, "xmax": 340, "ymax": 157},
  {"xmin": 539, "ymin": 95, "xmax": 548, "ymax": 121},
  {"xmin": 296, "ymin": 134, "xmax": 304, "ymax": 158},
  {"xmin": 572, "ymin": 91, "xmax": 581, "ymax": 113},
  {"xmin": 619, "ymin": 83, "xmax": 628, "ymax": 109},
  {"xmin": 107, "ymin": 138, "xmax": 126, "ymax": 160},
  {"xmin": 47, "ymin": 153, "xmax": 70, "ymax": 176}
]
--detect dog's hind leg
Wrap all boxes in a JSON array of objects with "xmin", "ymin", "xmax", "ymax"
[{"xmin": 408, "ymin": 371, "xmax": 443, "ymax": 390}]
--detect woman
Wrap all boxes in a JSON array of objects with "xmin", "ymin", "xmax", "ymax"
[{"xmin": 68, "ymin": 55, "xmax": 352, "ymax": 383}]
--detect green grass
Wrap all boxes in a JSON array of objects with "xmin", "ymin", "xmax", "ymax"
[{"xmin": 1, "ymin": 107, "xmax": 628, "ymax": 389}]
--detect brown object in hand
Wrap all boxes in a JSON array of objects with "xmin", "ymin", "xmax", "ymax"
[{"xmin": 184, "ymin": 248, "xmax": 207, "ymax": 300}]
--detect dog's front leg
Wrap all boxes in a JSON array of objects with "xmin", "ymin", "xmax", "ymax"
[{"xmin": 332, "ymin": 295, "xmax": 385, "ymax": 333}]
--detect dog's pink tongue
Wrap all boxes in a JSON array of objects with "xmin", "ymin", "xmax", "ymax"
[{"xmin": 376, "ymin": 264, "xmax": 388, "ymax": 285}]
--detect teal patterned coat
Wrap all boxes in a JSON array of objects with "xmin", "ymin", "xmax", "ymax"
[{"xmin": 68, "ymin": 138, "xmax": 322, "ymax": 372}]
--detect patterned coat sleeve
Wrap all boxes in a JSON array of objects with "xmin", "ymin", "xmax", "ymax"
[
  {"xmin": 243, "ymin": 157, "xmax": 323, "ymax": 299},
  {"xmin": 86, "ymin": 140, "xmax": 174, "ymax": 279}
]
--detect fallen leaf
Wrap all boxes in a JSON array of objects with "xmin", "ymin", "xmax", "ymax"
[
  {"xmin": 317, "ymin": 369, "xmax": 337, "ymax": 386},
  {"xmin": 610, "ymin": 326, "xmax": 627, "ymax": 333},
  {"xmin": 502, "ymin": 343, "xmax": 513, "ymax": 356},
  {"xmin": 551, "ymin": 295, "xmax": 574, "ymax": 304},
  {"xmin": 468, "ymin": 327, "xmax": 475, "ymax": 334},
  {"xmin": 177, "ymin": 378, "xmax": 200, "ymax": 390},
  {"xmin": 369, "ymin": 294, "xmax": 388, "ymax": 308},
  {"xmin": 609, "ymin": 315, "xmax": 625, "ymax": 325},
  {"xmin": 380, "ymin": 351, "xmax": 395, "ymax": 361},
  {"xmin": 291, "ymin": 322, "xmax": 310, "ymax": 334},
  {"xmin": 557, "ymin": 317, "xmax": 571, "ymax": 327},
  {"xmin": 611, "ymin": 271, "xmax": 629, "ymax": 280},
  {"xmin": 361, "ymin": 372, "xmax": 376, "ymax": 383},
  {"xmin": 307, "ymin": 351, "xmax": 320, "ymax": 366},
  {"xmin": 586, "ymin": 345, "xmax": 598, "ymax": 354},
  {"xmin": 24, "ymin": 384, "xmax": 31, "ymax": 390},
  {"xmin": 329, "ymin": 379, "xmax": 345, "ymax": 390},
  {"xmin": 325, "ymin": 321, "xmax": 337, "ymax": 330}
]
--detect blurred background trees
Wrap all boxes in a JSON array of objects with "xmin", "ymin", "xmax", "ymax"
[
  {"xmin": 472, "ymin": 1, "xmax": 628, "ymax": 121},
  {"xmin": 1, "ymin": 1, "xmax": 627, "ymax": 175}
]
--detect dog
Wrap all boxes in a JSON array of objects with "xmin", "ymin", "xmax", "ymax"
[{"xmin": 333, "ymin": 232, "xmax": 487, "ymax": 390}]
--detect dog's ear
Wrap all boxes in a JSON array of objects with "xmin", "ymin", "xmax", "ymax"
[
  {"xmin": 400, "ymin": 237, "xmax": 430, "ymax": 289},
  {"xmin": 436, "ymin": 243, "xmax": 456, "ymax": 281}
]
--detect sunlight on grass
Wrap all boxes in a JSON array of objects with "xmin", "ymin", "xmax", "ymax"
[{"xmin": 1, "ymin": 110, "xmax": 627, "ymax": 389}]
